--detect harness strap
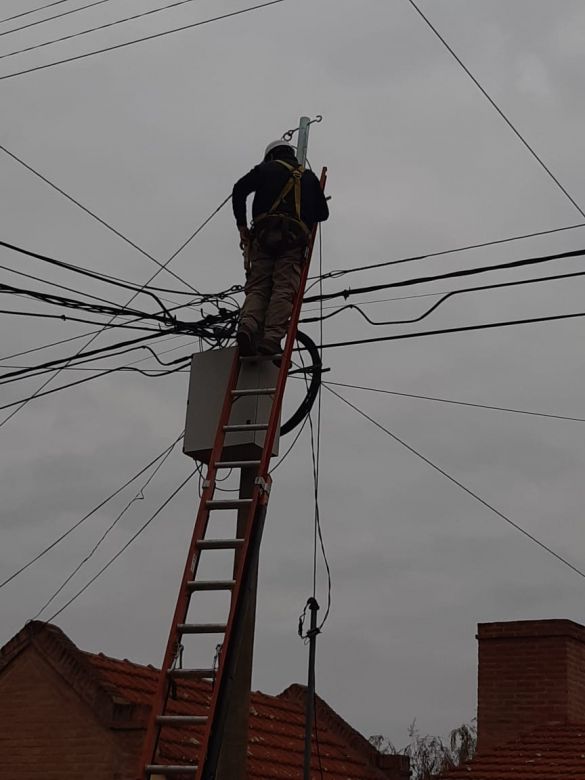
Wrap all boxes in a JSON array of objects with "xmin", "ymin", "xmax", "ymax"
[{"xmin": 268, "ymin": 160, "xmax": 304, "ymax": 221}]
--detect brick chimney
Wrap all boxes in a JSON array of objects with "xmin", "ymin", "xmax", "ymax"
[{"xmin": 477, "ymin": 619, "xmax": 585, "ymax": 751}]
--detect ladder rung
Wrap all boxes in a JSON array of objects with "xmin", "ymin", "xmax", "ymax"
[
  {"xmin": 157, "ymin": 715, "xmax": 207, "ymax": 726},
  {"xmin": 214, "ymin": 460, "xmax": 260, "ymax": 469},
  {"xmin": 224, "ymin": 423, "xmax": 268, "ymax": 433},
  {"xmin": 187, "ymin": 579, "xmax": 235, "ymax": 592},
  {"xmin": 168, "ymin": 668, "xmax": 216, "ymax": 679},
  {"xmin": 197, "ymin": 538, "xmax": 244, "ymax": 550},
  {"xmin": 232, "ymin": 387, "xmax": 276, "ymax": 397},
  {"xmin": 206, "ymin": 498, "xmax": 252, "ymax": 510},
  {"xmin": 146, "ymin": 765, "xmax": 197, "ymax": 776},
  {"xmin": 178, "ymin": 623, "xmax": 227, "ymax": 635}
]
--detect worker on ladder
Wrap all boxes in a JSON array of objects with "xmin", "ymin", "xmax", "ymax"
[{"xmin": 232, "ymin": 140, "xmax": 329, "ymax": 357}]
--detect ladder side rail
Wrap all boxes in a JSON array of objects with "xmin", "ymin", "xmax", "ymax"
[
  {"xmin": 199, "ymin": 501, "xmax": 268, "ymax": 780},
  {"xmin": 138, "ymin": 351, "xmax": 241, "ymax": 779},
  {"xmin": 257, "ymin": 167, "xmax": 327, "ymax": 478},
  {"xmin": 196, "ymin": 167, "xmax": 327, "ymax": 780}
]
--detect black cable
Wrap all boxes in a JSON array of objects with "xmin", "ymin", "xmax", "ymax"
[
  {"xmin": 0, "ymin": 344, "xmax": 191, "ymax": 386},
  {"xmin": 1, "ymin": 0, "xmax": 205, "ymax": 60},
  {"xmin": 33, "ymin": 433, "xmax": 183, "ymax": 620},
  {"xmin": 0, "ymin": 1, "xmax": 286, "ymax": 82},
  {"xmin": 304, "ymin": 246, "xmax": 585, "ymax": 305},
  {"xmin": 318, "ymin": 310, "xmax": 585, "ymax": 351},
  {"xmin": 0, "ymin": 360, "xmax": 188, "ymax": 411},
  {"xmin": 0, "ymin": 141, "xmax": 229, "ymax": 427},
  {"xmin": 280, "ymin": 330, "xmax": 322, "ymax": 436},
  {"xmin": 324, "ymin": 384, "xmax": 585, "ymax": 581},
  {"xmin": 302, "ymin": 268, "xmax": 585, "ymax": 327},
  {"xmin": 1, "ymin": 0, "xmax": 120, "ymax": 40},
  {"xmin": 0, "ymin": 239, "xmax": 172, "ymax": 316},
  {"xmin": 0, "ymin": 433, "xmax": 183, "ymax": 591},
  {"xmin": 43, "ymin": 470, "xmax": 196, "ymax": 623},
  {"xmin": 0, "ymin": 330, "xmax": 171, "ymax": 383},
  {"xmin": 0, "ymin": 281, "xmax": 172, "ymax": 325},
  {"xmin": 0, "ymin": 144, "xmax": 204, "ymax": 296},
  {"xmin": 0, "ymin": 0, "xmax": 71, "ymax": 24},
  {"xmin": 0, "ymin": 261, "xmax": 139, "ymax": 311},
  {"xmin": 313, "ymin": 223, "xmax": 585, "ymax": 281},
  {"xmin": 0, "ymin": 307, "xmax": 164, "ymax": 332},
  {"xmin": 325, "ymin": 380, "xmax": 585, "ymax": 425},
  {"xmin": 405, "ymin": 0, "xmax": 585, "ymax": 220}
]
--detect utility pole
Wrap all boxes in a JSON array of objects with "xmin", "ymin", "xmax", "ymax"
[
  {"xmin": 215, "ymin": 117, "xmax": 313, "ymax": 780},
  {"xmin": 303, "ymin": 598, "xmax": 320, "ymax": 780}
]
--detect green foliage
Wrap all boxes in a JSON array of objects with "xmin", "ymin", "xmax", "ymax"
[{"xmin": 369, "ymin": 720, "xmax": 477, "ymax": 779}]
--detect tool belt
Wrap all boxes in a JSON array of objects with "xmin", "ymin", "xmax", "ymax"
[{"xmin": 252, "ymin": 212, "xmax": 309, "ymax": 254}]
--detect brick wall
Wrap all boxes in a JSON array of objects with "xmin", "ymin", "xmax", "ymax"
[
  {"xmin": 477, "ymin": 619, "xmax": 585, "ymax": 751},
  {"xmin": 0, "ymin": 645, "xmax": 140, "ymax": 779}
]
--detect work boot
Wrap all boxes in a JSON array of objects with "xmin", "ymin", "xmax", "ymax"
[
  {"xmin": 257, "ymin": 338, "xmax": 281, "ymax": 357},
  {"xmin": 236, "ymin": 328, "xmax": 256, "ymax": 357}
]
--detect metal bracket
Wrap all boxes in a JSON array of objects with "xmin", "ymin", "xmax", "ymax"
[{"xmin": 254, "ymin": 476, "xmax": 271, "ymax": 495}]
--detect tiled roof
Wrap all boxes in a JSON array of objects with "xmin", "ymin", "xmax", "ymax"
[
  {"xmin": 442, "ymin": 723, "xmax": 585, "ymax": 780},
  {"xmin": 84, "ymin": 649, "xmax": 388, "ymax": 779}
]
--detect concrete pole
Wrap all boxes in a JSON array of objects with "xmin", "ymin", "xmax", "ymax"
[
  {"xmin": 215, "ymin": 466, "xmax": 258, "ymax": 780},
  {"xmin": 296, "ymin": 116, "xmax": 311, "ymax": 167}
]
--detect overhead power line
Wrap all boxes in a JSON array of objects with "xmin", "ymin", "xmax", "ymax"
[
  {"xmin": 302, "ymin": 268, "xmax": 585, "ymax": 327},
  {"xmin": 1, "ymin": 0, "xmax": 205, "ymax": 60},
  {"xmin": 317, "ymin": 222, "xmax": 585, "ymax": 281},
  {"xmin": 0, "ymin": 239, "xmax": 172, "ymax": 315},
  {"xmin": 304, "ymin": 246, "xmax": 585, "ymax": 305},
  {"xmin": 318, "ymin": 310, "xmax": 585, "ymax": 351},
  {"xmin": 0, "ymin": 0, "xmax": 286, "ymax": 82},
  {"xmin": 0, "ymin": 0, "xmax": 116, "ymax": 40},
  {"xmin": 44, "ymin": 469, "xmax": 196, "ymax": 623},
  {"xmin": 0, "ymin": 141, "xmax": 229, "ymax": 428},
  {"xmin": 325, "ymin": 380, "xmax": 585, "ymax": 425},
  {"xmin": 325, "ymin": 384, "xmax": 585, "ymax": 582},
  {"xmin": 0, "ymin": 359, "xmax": 189, "ymax": 412},
  {"xmin": 33, "ymin": 433, "xmax": 183, "ymax": 620},
  {"xmin": 405, "ymin": 0, "xmax": 585, "ymax": 220},
  {"xmin": 0, "ymin": 0, "xmax": 71, "ymax": 25},
  {"xmin": 0, "ymin": 145, "xmax": 202, "ymax": 296},
  {"xmin": 0, "ymin": 433, "xmax": 184, "ymax": 591}
]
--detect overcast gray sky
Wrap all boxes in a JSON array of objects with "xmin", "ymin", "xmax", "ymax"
[{"xmin": 2, "ymin": 0, "xmax": 585, "ymax": 747}]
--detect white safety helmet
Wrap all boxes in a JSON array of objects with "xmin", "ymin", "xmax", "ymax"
[{"xmin": 263, "ymin": 139, "xmax": 296, "ymax": 160}]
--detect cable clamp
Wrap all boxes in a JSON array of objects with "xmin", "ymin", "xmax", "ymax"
[
  {"xmin": 254, "ymin": 476, "xmax": 271, "ymax": 494},
  {"xmin": 203, "ymin": 479, "xmax": 212, "ymax": 489}
]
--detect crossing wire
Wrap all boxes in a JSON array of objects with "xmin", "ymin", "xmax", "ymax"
[
  {"xmin": 316, "ymin": 222, "xmax": 585, "ymax": 281},
  {"xmin": 324, "ymin": 383, "xmax": 585, "ymax": 582},
  {"xmin": 325, "ymin": 380, "xmax": 585, "ymax": 425},
  {"xmin": 0, "ymin": 0, "xmax": 116, "ymax": 40},
  {"xmin": 0, "ymin": 433, "xmax": 184, "ymax": 591},
  {"xmin": 1, "ymin": 0, "xmax": 205, "ymax": 60},
  {"xmin": 0, "ymin": 1, "xmax": 286, "ymax": 82},
  {"xmin": 304, "ymin": 246, "xmax": 585, "ymax": 305},
  {"xmin": 0, "ymin": 0, "xmax": 71, "ymax": 25},
  {"xmin": 33, "ymin": 432, "xmax": 184, "ymax": 620},
  {"xmin": 318, "ymin": 310, "xmax": 585, "ymax": 351},
  {"xmin": 405, "ymin": 0, "xmax": 585, "ymax": 220},
  {"xmin": 43, "ymin": 469, "xmax": 197, "ymax": 623}
]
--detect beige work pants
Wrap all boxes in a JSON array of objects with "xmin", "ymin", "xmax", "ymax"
[{"xmin": 239, "ymin": 241, "xmax": 305, "ymax": 344}]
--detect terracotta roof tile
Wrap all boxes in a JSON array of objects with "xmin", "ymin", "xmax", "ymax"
[
  {"xmin": 85, "ymin": 651, "xmax": 386, "ymax": 779},
  {"xmin": 442, "ymin": 723, "xmax": 585, "ymax": 780}
]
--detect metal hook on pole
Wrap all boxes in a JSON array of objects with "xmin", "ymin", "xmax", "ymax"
[{"xmin": 282, "ymin": 114, "xmax": 323, "ymax": 143}]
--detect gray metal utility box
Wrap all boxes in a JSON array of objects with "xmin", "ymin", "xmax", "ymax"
[{"xmin": 183, "ymin": 348, "xmax": 280, "ymax": 464}]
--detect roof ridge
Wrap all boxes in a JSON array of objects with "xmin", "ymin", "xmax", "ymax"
[{"xmin": 278, "ymin": 684, "xmax": 390, "ymax": 779}]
